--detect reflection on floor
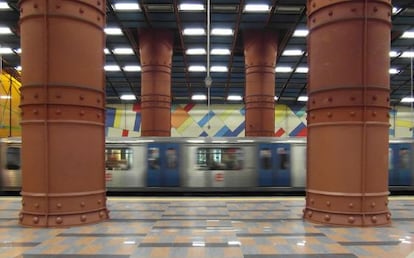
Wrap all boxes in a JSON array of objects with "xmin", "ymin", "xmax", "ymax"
[{"xmin": 1, "ymin": 196, "xmax": 414, "ymax": 258}]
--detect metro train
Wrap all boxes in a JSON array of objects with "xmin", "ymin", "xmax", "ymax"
[{"xmin": 0, "ymin": 137, "xmax": 413, "ymax": 194}]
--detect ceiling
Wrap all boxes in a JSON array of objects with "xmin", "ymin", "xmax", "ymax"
[{"xmin": 0, "ymin": 0, "xmax": 414, "ymax": 106}]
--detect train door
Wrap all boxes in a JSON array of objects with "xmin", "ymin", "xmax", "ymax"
[
  {"xmin": 147, "ymin": 143, "xmax": 180, "ymax": 187},
  {"xmin": 389, "ymin": 143, "xmax": 412, "ymax": 186},
  {"xmin": 258, "ymin": 143, "xmax": 291, "ymax": 187}
]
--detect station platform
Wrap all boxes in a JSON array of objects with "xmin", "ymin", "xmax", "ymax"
[{"xmin": 1, "ymin": 196, "xmax": 414, "ymax": 258}]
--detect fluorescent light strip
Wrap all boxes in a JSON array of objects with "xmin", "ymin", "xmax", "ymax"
[
  {"xmin": 123, "ymin": 65, "xmax": 141, "ymax": 72},
  {"xmin": 0, "ymin": 2, "xmax": 9, "ymax": 9},
  {"xmin": 211, "ymin": 28, "xmax": 233, "ymax": 36},
  {"xmin": 120, "ymin": 94, "xmax": 136, "ymax": 100},
  {"xmin": 0, "ymin": 27, "xmax": 12, "ymax": 34},
  {"xmin": 295, "ymin": 67, "xmax": 308, "ymax": 73},
  {"xmin": 104, "ymin": 27, "xmax": 123, "ymax": 35},
  {"xmin": 282, "ymin": 49, "xmax": 304, "ymax": 56},
  {"xmin": 192, "ymin": 94, "xmax": 207, "ymax": 100},
  {"xmin": 401, "ymin": 97, "xmax": 414, "ymax": 103},
  {"xmin": 188, "ymin": 65, "xmax": 206, "ymax": 72},
  {"xmin": 227, "ymin": 95, "xmax": 242, "ymax": 101},
  {"xmin": 210, "ymin": 66, "xmax": 228, "ymax": 72},
  {"xmin": 186, "ymin": 48, "xmax": 206, "ymax": 55},
  {"xmin": 113, "ymin": 3, "xmax": 140, "ymax": 10},
  {"xmin": 297, "ymin": 96, "xmax": 308, "ymax": 102},
  {"xmin": 0, "ymin": 47, "xmax": 13, "ymax": 54},
  {"xmin": 211, "ymin": 48, "xmax": 230, "ymax": 55},
  {"xmin": 179, "ymin": 3, "xmax": 204, "ymax": 11},
  {"xmin": 244, "ymin": 4, "xmax": 270, "ymax": 12},
  {"xmin": 104, "ymin": 65, "xmax": 121, "ymax": 71},
  {"xmin": 183, "ymin": 28, "xmax": 205, "ymax": 35},
  {"xmin": 113, "ymin": 48, "xmax": 134, "ymax": 55},
  {"xmin": 389, "ymin": 68, "xmax": 400, "ymax": 74},
  {"xmin": 401, "ymin": 31, "xmax": 414, "ymax": 38},
  {"xmin": 293, "ymin": 29, "xmax": 308, "ymax": 37},
  {"xmin": 401, "ymin": 51, "xmax": 414, "ymax": 58},
  {"xmin": 275, "ymin": 66, "xmax": 293, "ymax": 73}
]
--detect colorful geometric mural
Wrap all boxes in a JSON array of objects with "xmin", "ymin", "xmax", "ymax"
[{"xmin": 105, "ymin": 103, "xmax": 309, "ymax": 137}]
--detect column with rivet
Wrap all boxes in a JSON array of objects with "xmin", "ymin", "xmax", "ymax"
[
  {"xmin": 304, "ymin": 0, "xmax": 392, "ymax": 226},
  {"xmin": 19, "ymin": 0, "xmax": 109, "ymax": 227}
]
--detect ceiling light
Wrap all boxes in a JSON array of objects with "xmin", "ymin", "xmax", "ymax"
[
  {"xmin": 186, "ymin": 48, "xmax": 206, "ymax": 55},
  {"xmin": 392, "ymin": 7, "xmax": 402, "ymax": 14},
  {"xmin": 275, "ymin": 66, "xmax": 293, "ymax": 73},
  {"xmin": 14, "ymin": 48, "xmax": 21, "ymax": 54},
  {"xmin": 104, "ymin": 27, "xmax": 123, "ymax": 35},
  {"xmin": 0, "ymin": 47, "xmax": 13, "ymax": 54},
  {"xmin": 297, "ymin": 96, "xmax": 308, "ymax": 102},
  {"xmin": 211, "ymin": 48, "xmax": 230, "ymax": 55},
  {"xmin": 244, "ymin": 4, "xmax": 270, "ymax": 12},
  {"xmin": 401, "ymin": 51, "xmax": 414, "ymax": 58},
  {"xmin": 401, "ymin": 31, "xmax": 414, "ymax": 38},
  {"xmin": 401, "ymin": 97, "xmax": 414, "ymax": 103},
  {"xmin": 293, "ymin": 29, "xmax": 308, "ymax": 37},
  {"xmin": 389, "ymin": 51, "xmax": 400, "ymax": 57},
  {"xmin": 15, "ymin": 66, "xmax": 22, "ymax": 71},
  {"xmin": 0, "ymin": 2, "xmax": 10, "ymax": 9},
  {"xmin": 113, "ymin": 3, "xmax": 140, "ymax": 10},
  {"xmin": 282, "ymin": 49, "xmax": 304, "ymax": 56},
  {"xmin": 295, "ymin": 67, "xmax": 308, "ymax": 73},
  {"xmin": 227, "ymin": 95, "xmax": 242, "ymax": 101},
  {"xmin": 389, "ymin": 68, "xmax": 400, "ymax": 74},
  {"xmin": 274, "ymin": 96, "xmax": 278, "ymax": 101},
  {"xmin": 0, "ymin": 27, "xmax": 12, "ymax": 34},
  {"xmin": 104, "ymin": 65, "xmax": 121, "ymax": 71},
  {"xmin": 183, "ymin": 28, "xmax": 205, "ymax": 35},
  {"xmin": 192, "ymin": 94, "xmax": 207, "ymax": 100},
  {"xmin": 179, "ymin": 3, "xmax": 204, "ymax": 11},
  {"xmin": 211, "ymin": 66, "xmax": 228, "ymax": 72},
  {"xmin": 113, "ymin": 48, "xmax": 134, "ymax": 55},
  {"xmin": 211, "ymin": 28, "xmax": 233, "ymax": 36},
  {"xmin": 120, "ymin": 94, "xmax": 136, "ymax": 100},
  {"xmin": 123, "ymin": 65, "xmax": 141, "ymax": 72},
  {"xmin": 188, "ymin": 65, "xmax": 206, "ymax": 72},
  {"xmin": 104, "ymin": 48, "xmax": 110, "ymax": 54},
  {"xmin": 0, "ymin": 95, "xmax": 11, "ymax": 99}
]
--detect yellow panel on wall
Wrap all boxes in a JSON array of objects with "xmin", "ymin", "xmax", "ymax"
[{"xmin": 0, "ymin": 71, "xmax": 21, "ymax": 137}]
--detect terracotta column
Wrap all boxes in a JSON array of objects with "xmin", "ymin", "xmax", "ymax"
[
  {"xmin": 243, "ymin": 30, "xmax": 277, "ymax": 136},
  {"xmin": 304, "ymin": 0, "xmax": 392, "ymax": 226},
  {"xmin": 19, "ymin": 0, "xmax": 109, "ymax": 227},
  {"xmin": 139, "ymin": 29, "xmax": 173, "ymax": 136}
]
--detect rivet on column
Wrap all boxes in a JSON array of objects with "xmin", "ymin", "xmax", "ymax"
[
  {"xmin": 56, "ymin": 217, "xmax": 63, "ymax": 224},
  {"xmin": 80, "ymin": 215, "xmax": 87, "ymax": 222},
  {"xmin": 326, "ymin": 201, "xmax": 331, "ymax": 207},
  {"xmin": 56, "ymin": 203, "xmax": 62, "ymax": 209},
  {"xmin": 80, "ymin": 201, "xmax": 86, "ymax": 208},
  {"xmin": 33, "ymin": 216, "xmax": 39, "ymax": 224},
  {"xmin": 371, "ymin": 216, "xmax": 377, "ymax": 223},
  {"xmin": 19, "ymin": 213, "xmax": 23, "ymax": 221},
  {"xmin": 348, "ymin": 216, "xmax": 355, "ymax": 224},
  {"xmin": 371, "ymin": 202, "xmax": 376, "ymax": 208},
  {"xmin": 307, "ymin": 211, "xmax": 313, "ymax": 218},
  {"xmin": 349, "ymin": 202, "xmax": 353, "ymax": 208},
  {"xmin": 324, "ymin": 215, "xmax": 330, "ymax": 221}
]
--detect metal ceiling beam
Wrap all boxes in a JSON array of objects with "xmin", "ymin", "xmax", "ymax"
[
  {"xmin": 277, "ymin": 52, "xmax": 307, "ymax": 100},
  {"xmin": 224, "ymin": 0, "xmax": 244, "ymax": 100},
  {"xmin": 173, "ymin": 0, "xmax": 192, "ymax": 99}
]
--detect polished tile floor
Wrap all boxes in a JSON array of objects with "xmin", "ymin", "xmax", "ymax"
[{"xmin": 1, "ymin": 196, "xmax": 414, "ymax": 258}]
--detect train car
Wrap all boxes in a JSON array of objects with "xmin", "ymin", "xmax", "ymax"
[{"xmin": 0, "ymin": 137, "xmax": 413, "ymax": 194}]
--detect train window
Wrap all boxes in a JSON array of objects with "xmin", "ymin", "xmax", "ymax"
[
  {"xmin": 196, "ymin": 148, "xmax": 243, "ymax": 170},
  {"xmin": 277, "ymin": 147, "xmax": 289, "ymax": 169},
  {"xmin": 398, "ymin": 147, "xmax": 410, "ymax": 169},
  {"xmin": 260, "ymin": 148, "xmax": 272, "ymax": 169},
  {"xmin": 105, "ymin": 148, "xmax": 132, "ymax": 170},
  {"xmin": 148, "ymin": 147, "xmax": 160, "ymax": 170},
  {"xmin": 6, "ymin": 147, "xmax": 20, "ymax": 170},
  {"xmin": 166, "ymin": 148, "xmax": 177, "ymax": 169}
]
